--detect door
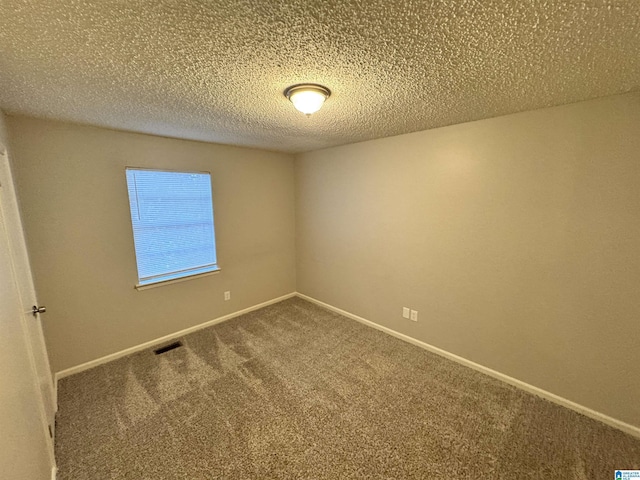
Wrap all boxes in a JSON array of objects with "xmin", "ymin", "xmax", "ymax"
[{"xmin": 0, "ymin": 147, "xmax": 56, "ymax": 473}]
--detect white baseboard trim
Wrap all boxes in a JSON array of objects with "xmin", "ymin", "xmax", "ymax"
[
  {"xmin": 296, "ymin": 292, "xmax": 640, "ymax": 439},
  {"xmin": 55, "ymin": 292, "xmax": 296, "ymax": 381},
  {"xmin": 51, "ymin": 466, "xmax": 57, "ymax": 480}
]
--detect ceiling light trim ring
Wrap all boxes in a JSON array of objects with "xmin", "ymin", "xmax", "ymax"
[{"xmin": 284, "ymin": 83, "xmax": 331, "ymax": 100}]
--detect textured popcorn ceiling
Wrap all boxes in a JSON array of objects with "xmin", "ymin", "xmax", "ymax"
[{"xmin": 0, "ymin": 1, "xmax": 639, "ymax": 153}]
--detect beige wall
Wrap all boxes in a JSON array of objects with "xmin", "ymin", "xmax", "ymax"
[
  {"xmin": 0, "ymin": 110, "xmax": 8, "ymax": 147},
  {"xmin": 8, "ymin": 116, "xmax": 296, "ymax": 373},
  {"xmin": 296, "ymin": 92, "xmax": 640, "ymax": 428}
]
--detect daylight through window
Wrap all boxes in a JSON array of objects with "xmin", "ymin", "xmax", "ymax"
[{"xmin": 125, "ymin": 168, "xmax": 218, "ymax": 287}]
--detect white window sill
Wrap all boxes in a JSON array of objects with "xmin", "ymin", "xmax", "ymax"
[{"xmin": 135, "ymin": 267, "xmax": 220, "ymax": 291}]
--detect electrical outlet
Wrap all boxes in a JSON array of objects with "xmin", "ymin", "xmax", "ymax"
[
  {"xmin": 402, "ymin": 307, "xmax": 410, "ymax": 319},
  {"xmin": 410, "ymin": 310, "xmax": 418, "ymax": 322},
  {"xmin": 224, "ymin": 291, "xmax": 231, "ymax": 301}
]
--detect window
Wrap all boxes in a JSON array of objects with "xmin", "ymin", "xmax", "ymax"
[{"xmin": 125, "ymin": 168, "xmax": 218, "ymax": 288}]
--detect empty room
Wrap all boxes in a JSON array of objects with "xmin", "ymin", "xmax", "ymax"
[{"xmin": 1, "ymin": 1, "xmax": 639, "ymax": 479}]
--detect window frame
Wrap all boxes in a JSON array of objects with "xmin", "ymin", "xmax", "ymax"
[{"xmin": 125, "ymin": 166, "xmax": 220, "ymax": 290}]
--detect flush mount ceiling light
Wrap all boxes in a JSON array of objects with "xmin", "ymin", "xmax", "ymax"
[{"xmin": 284, "ymin": 84, "xmax": 331, "ymax": 116}]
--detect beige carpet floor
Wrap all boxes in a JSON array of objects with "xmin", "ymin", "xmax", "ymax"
[{"xmin": 56, "ymin": 297, "xmax": 640, "ymax": 479}]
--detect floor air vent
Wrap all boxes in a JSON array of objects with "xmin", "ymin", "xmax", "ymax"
[{"xmin": 154, "ymin": 341, "xmax": 183, "ymax": 355}]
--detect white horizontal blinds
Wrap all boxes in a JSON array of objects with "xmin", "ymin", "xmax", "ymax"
[{"xmin": 126, "ymin": 168, "xmax": 217, "ymax": 286}]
